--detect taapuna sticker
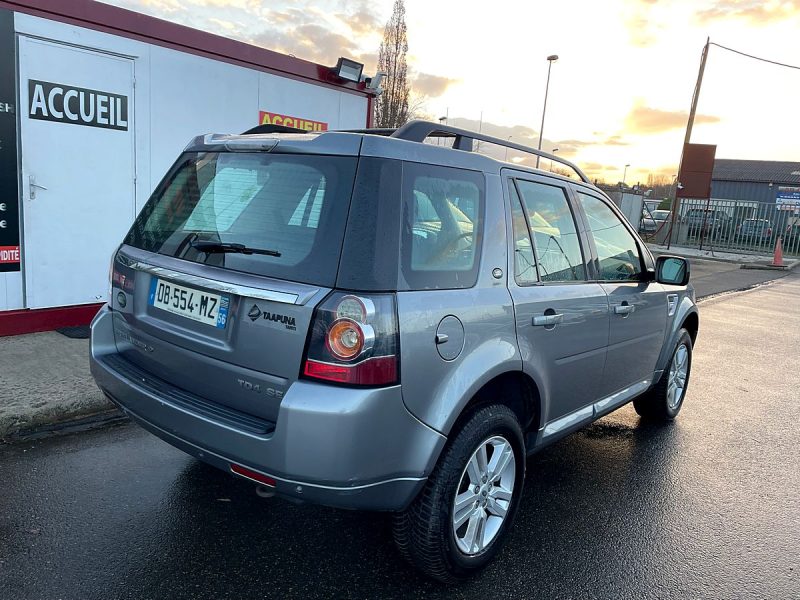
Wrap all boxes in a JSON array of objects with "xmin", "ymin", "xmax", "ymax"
[{"xmin": 28, "ymin": 79, "xmax": 129, "ymax": 131}]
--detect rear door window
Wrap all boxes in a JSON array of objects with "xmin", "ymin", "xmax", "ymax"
[
  {"xmin": 514, "ymin": 179, "xmax": 586, "ymax": 282},
  {"xmin": 400, "ymin": 163, "xmax": 484, "ymax": 289},
  {"xmin": 125, "ymin": 152, "xmax": 357, "ymax": 286}
]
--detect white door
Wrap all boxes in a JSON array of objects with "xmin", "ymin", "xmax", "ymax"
[{"xmin": 19, "ymin": 36, "xmax": 135, "ymax": 309}]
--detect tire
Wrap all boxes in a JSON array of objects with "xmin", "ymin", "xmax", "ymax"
[
  {"xmin": 393, "ymin": 404, "xmax": 525, "ymax": 583},
  {"xmin": 634, "ymin": 328, "xmax": 693, "ymax": 421}
]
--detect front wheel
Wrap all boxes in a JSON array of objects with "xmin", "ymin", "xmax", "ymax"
[
  {"xmin": 634, "ymin": 328, "xmax": 693, "ymax": 420},
  {"xmin": 393, "ymin": 404, "xmax": 525, "ymax": 582}
]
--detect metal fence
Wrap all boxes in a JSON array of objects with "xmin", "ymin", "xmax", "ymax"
[{"xmin": 640, "ymin": 198, "xmax": 800, "ymax": 256}]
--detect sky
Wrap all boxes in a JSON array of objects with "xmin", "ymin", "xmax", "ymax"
[{"xmin": 100, "ymin": 0, "xmax": 800, "ymax": 185}]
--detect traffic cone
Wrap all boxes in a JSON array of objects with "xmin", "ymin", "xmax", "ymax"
[{"xmin": 772, "ymin": 235, "xmax": 785, "ymax": 267}]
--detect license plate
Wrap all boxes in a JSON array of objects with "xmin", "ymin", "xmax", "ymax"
[{"xmin": 148, "ymin": 278, "xmax": 229, "ymax": 328}]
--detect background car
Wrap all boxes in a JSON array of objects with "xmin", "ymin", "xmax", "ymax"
[
  {"xmin": 684, "ymin": 208, "xmax": 730, "ymax": 239},
  {"xmin": 736, "ymin": 219, "xmax": 773, "ymax": 245}
]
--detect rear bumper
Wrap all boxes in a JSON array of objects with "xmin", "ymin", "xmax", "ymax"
[{"xmin": 90, "ymin": 307, "xmax": 445, "ymax": 511}]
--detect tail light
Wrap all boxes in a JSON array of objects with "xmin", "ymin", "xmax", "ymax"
[
  {"xmin": 109, "ymin": 247, "xmax": 135, "ymax": 309},
  {"xmin": 108, "ymin": 246, "xmax": 121, "ymax": 306},
  {"xmin": 302, "ymin": 292, "xmax": 399, "ymax": 386}
]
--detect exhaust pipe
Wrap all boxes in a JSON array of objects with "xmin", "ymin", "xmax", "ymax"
[{"xmin": 255, "ymin": 485, "xmax": 275, "ymax": 499}]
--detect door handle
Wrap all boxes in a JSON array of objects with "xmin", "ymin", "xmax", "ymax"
[
  {"xmin": 614, "ymin": 303, "xmax": 635, "ymax": 315},
  {"xmin": 532, "ymin": 313, "xmax": 563, "ymax": 327},
  {"xmin": 29, "ymin": 175, "xmax": 48, "ymax": 199}
]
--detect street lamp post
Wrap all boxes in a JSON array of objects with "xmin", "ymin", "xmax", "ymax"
[
  {"xmin": 550, "ymin": 147, "xmax": 559, "ymax": 172},
  {"xmin": 504, "ymin": 135, "xmax": 512, "ymax": 161},
  {"xmin": 437, "ymin": 115, "xmax": 446, "ymax": 145},
  {"xmin": 622, "ymin": 163, "xmax": 631, "ymax": 185},
  {"xmin": 536, "ymin": 54, "xmax": 559, "ymax": 168}
]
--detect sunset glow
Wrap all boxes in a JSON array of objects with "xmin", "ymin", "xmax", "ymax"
[{"xmin": 101, "ymin": 0, "xmax": 800, "ymax": 184}]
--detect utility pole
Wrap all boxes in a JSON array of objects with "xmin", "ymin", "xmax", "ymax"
[
  {"xmin": 667, "ymin": 37, "xmax": 710, "ymax": 249},
  {"xmin": 684, "ymin": 37, "xmax": 710, "ymax": 147}
]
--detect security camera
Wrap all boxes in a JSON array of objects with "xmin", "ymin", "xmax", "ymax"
[{"xmin": 365, "ymin": 71, "xmax": 386, "ymax": 93}]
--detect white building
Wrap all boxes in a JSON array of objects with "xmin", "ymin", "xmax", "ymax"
[{"xmin": 0, "ymin": 0, "xmax": 375, "ymax": 335}]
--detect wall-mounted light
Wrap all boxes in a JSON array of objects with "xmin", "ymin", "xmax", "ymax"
[{"xmin": 334, "ymin": 57, "xmax": 364, "ymax": 83}]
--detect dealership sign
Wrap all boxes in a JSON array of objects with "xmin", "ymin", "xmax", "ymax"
[
  {"xmin": 259, "ymin": 110, "xmax": 327, "ymax": 131},
  {"xmin": 29, "ymin": 79, "xmax": 129, "ymax": 131},
  {"xmin": 776, "ymin": 186, "xmax": 800, "ymax": 211},
  {"xmin": 0, "ymin": 9, "xmax": 19, "ymax": 272}
]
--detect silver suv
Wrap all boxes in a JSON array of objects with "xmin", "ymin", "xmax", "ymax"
[{"xmin": 90, "ymin": 121, "xmax": 698, "ymax": 582}]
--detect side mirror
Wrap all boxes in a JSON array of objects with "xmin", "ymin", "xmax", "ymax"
[{"xmin": 656, "ymin": 255, "xmax": 690, "ymax": 286}]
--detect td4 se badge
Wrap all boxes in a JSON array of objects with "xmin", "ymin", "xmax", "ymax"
[{"xmin": 248, "ymin": 304, "xmax": 297, "ymax": 331}]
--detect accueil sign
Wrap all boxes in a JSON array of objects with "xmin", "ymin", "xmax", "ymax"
[{"xmin": 28, "ymin": 79, "xmax": 129, "ymax": 131}]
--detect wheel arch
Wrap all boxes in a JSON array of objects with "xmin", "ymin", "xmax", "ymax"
[
  {"xmin": 446, "ymin": 370, "xmax": 542, "ymax": 440},
  {"xmin": 655, "ymin": 299, "xmax": 698, "ymax": 375},
  {"xmin": 681, "ymin": 311, "xmax": 699, "ymax": 345}
]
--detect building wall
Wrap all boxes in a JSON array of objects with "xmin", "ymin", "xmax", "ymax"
[
  {"xmin": 0, "ymin": 12, "xmax": 368, "ymax": 311},
  {"xmin": 710, "ymin": 180, "xmax": 777, "ymax": 203}
]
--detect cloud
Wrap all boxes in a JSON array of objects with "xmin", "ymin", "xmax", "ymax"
[
  {"xmin": 413, "ymin": 73, "xmax": 459, "ymax": 98},
  {"xmin": 695, "ymin": 0, "xmax": 800, "ymax": 24},
  {"xmin": 605, "ymin": 135, "xmax": 629, "ymax": 146},
  {"xmin": 102, "ymin": 1, "xmax": 383, "ymax": 67},
  {"xmin": 583, "ymin": 162, "xmax": 621, "ymax": 173},
  {"xmin": 208, "ymin": 17, "xmax": 238, "ymax": 32},
  {"xmin": 544, "ymin": 136, "xmax": 628, "ymax": 157},
  {"xmin": 625, "ymin": 104, "xmax": 720, "ymax": 134},
  {"xmin": 251, "ymin": 18, "xmax": 365, "ymax": 65},
  {"xmin": 337, "ymin": 5, "xmax": 382, "ymax": 36}
]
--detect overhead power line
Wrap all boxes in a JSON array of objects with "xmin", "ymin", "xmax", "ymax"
[{"xmin": 709, "ymin": 42, "xmax": 800, "ymax": 71}]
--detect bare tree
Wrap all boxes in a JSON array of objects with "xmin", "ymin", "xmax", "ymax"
[
  {"xmin": 375, "ymin": 0, "xmax": 410, "ymax": 128},
  {"xmin": 646, "ymin": 173, "xmax": 677, "ymax": 202}
]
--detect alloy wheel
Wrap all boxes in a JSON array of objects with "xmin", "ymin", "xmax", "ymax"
[
  {"xmin": 452, "ymin": 435, "xmax": 516, "ymax": 555},
  {"xmin": 667, "ymin": 343, "xmax": 689, "ymax": 409}
]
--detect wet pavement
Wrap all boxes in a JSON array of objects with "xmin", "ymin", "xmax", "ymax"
[
  {"xmin": 1, "ymin": 273, "xmax": 799, "ymax": 600},
  {"xmin": 654, "ymin": 254, "xmax": 790, "ymax": 299}
]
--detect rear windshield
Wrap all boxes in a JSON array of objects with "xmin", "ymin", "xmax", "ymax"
[{"xmin": 125, "ymin": 152, "xmax": 357, "ymax": 286}]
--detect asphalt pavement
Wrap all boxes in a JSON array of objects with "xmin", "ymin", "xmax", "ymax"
[
  {"xmin": 655, "ymin": 253, "xmax": 790, "ymax": 299},
  {"xmin": 1, "ymin": 273, "xmax": 799, "ymax": 600}
]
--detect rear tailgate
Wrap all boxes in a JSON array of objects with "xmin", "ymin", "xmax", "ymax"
[
  {"xmin": 109, "ymin": 148, "xmax": 359, "ymax": 423},
  {"xmin": 111, "ymin": 247, "xmax": 328, "ymax": 423}
]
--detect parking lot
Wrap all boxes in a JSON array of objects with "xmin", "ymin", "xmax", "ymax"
[
  {"xmin": 1, "ymin": 270, "xmax": 798, "ymax": 600},
  {"xmin": 657, "ymin": 254, "xmax": 791, "ymax": 299}
]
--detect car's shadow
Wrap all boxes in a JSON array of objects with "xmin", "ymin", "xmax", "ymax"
[{"xmin": 110, "ymin": 406, "xmax": 681, "ymax": 599}]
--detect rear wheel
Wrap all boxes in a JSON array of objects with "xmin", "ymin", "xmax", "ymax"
[
  {"xmin": 393, "ymin": 404, "xmax": 525, "ymax": 582},
  {"xmin": 634, "ymin": 329, "xmax": 692, "ymax": 421}
]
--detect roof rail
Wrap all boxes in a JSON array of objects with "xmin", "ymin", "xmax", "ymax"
[
  {"xmin": 391, "ymin": 120, "xmax": 591, "ymax": 183},
  {"xmin": 240, "ymin": 120, "xmax": 591, "ymax": 183},
  {"xmin": 334, "ymin": 127, "xmax": 396, "ymax": 136}
]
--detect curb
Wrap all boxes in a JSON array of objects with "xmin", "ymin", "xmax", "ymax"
[
  {"xmin": 739, "ymin": 263, "xmax": 793, "ymax": 271},
  {"xmin": 647, "ymin": 244, "xmax": 799, "ymax": 267}
]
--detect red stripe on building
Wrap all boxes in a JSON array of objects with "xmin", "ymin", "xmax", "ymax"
[{"xmin": 0, "ymin": 303, "xmax": 103, "ymax": 337}]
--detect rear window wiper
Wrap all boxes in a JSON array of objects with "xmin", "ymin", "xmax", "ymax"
[{"xmin": 190, "ymin": 240, "xmax": 281, "ymax": 257}]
